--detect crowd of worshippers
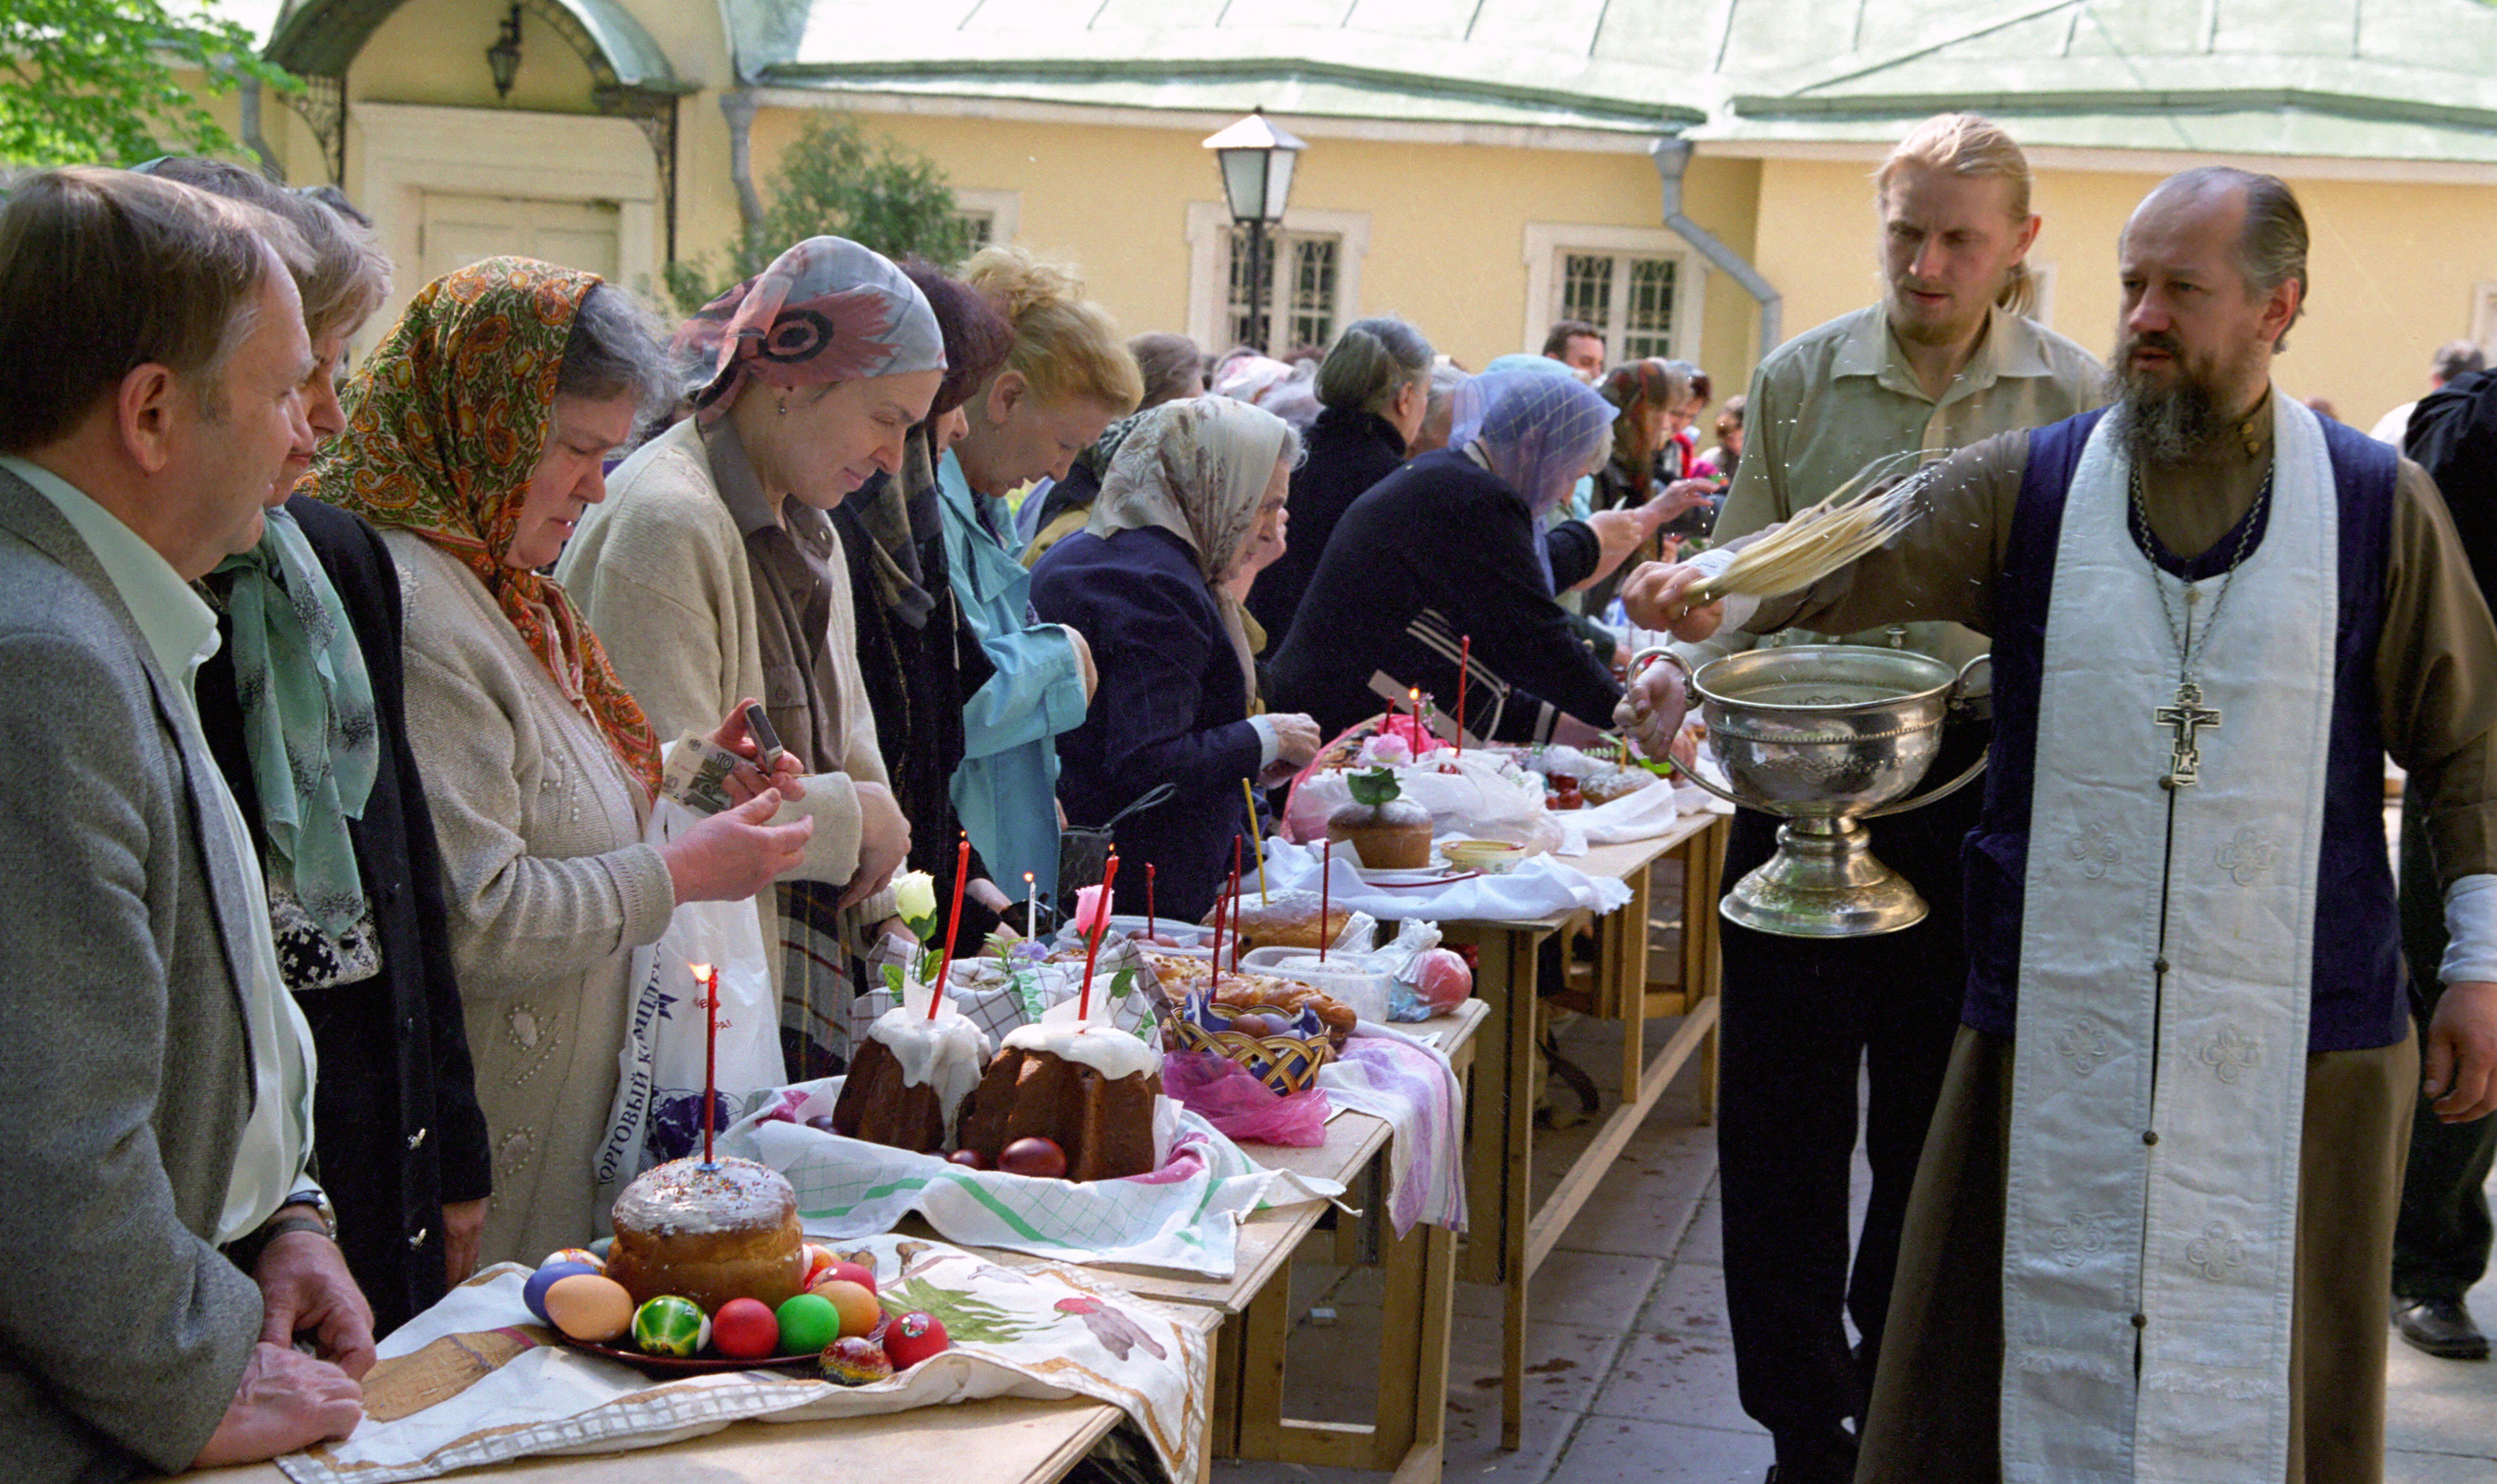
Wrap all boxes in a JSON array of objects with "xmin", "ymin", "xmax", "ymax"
[
  {"xmin": 11, "ymin": 100, "xmax": 2497, "ymax": 1484},
  {"xmin": 0, "ymin": 155, "xmax": 1721, "ymax": 1477}
]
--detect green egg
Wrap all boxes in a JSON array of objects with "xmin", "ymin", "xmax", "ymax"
[
  {"xmin": 631, "ymin": 1295, "xmax": 709, "ymax": 1357},
  {"xmin": 776, "ymin": 1292, "xmax": 840, "ymax": 1355}
]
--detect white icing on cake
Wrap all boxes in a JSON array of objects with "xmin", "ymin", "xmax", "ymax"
[
  {"xmin": 1001, "ymin": 1018, "xmax": 1162, "ymax": 1081},
  {"xmin": 868, "ymin": 999, "xmax": 988, "ymax": 1140},
  {"xmin": 611, "ymin": 1155, "xmax": 794, "ymax": 1237}
]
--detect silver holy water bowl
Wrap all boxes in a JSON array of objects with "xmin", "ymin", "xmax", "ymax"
[{"xmin": 1672, "ymin": 645, "xmax": 1988, "ymax": 937}]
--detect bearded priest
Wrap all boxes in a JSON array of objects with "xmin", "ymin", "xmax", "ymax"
[{"xmin": 1617, "ymin": 166, "xmax": 2497, "ymax": 1484}]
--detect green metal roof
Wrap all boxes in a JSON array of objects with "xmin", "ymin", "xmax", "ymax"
[
  {"xmin": 722, "ymin": 0, "xmax": 2497, "ymax": 163},
  {"xmin": 262, "ymin": 0, "xmax": 686, "ymax": 94}
]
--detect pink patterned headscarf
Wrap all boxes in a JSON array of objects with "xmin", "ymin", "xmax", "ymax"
[{"xmin": 677, "ymin": 235, "xmax": 945, "ymax": 422}]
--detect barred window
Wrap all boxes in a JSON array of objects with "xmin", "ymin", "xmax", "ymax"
[
  {"xmin": 1556, "ymin": 250, "xmax": 1679, "ymax": 362},
  {"xmin": 1228, "ymin": 226, "xmax": 1339, "ymax": 354}
]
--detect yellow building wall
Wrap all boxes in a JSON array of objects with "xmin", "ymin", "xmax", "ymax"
[
  {"xmin": 1753, "ymin": 153, "xmax": 2497, "ymax": 435},
  {"xmin": 738, "ymin": 106, "xmax": 1767, "ymax": 382}
]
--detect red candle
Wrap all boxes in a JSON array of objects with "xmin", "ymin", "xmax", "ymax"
[
  {"xmin": 1146, "ymin": 862, "xmax": 1157, "ymax": 942},
  {"xmin": 1406, "ymin": 687, "xmax": 1421, "ymax": 745},
  {"xmin": 929, "ymin": 833, "xmax": 971, "ymax": 1019},
  {"xmin": 1456, "ymin": 634, "xmax": 1471, "ymax": 756},
  {"xmin": 1077, "ymin": 854, "xmax": 1119, "ymax": 1020},
  {"xmin": 695, "ymin": 962, "xmax": 718, "ymax": 1166},
  {"xmin": 1318, "ymin": 841, "xmax": 1331, "ymax": 964},
  {"xmin": 1209, "ymin": 866, "xmax": 1225, "ymax": 992}
]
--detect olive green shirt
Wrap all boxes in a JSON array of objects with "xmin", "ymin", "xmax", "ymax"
[{"xmin": 1678, "ymin": 302, "xmax": 2106, "ymax": 671}]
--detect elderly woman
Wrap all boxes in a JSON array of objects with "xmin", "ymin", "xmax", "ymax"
[
  {"xmin": 1031, "ymin": 398, "xmax": 1320, "ymax": 922},
  {"xmin": 316, "ymin": 260, "xmax": 810, "ymax": 1265},
  {"xmin": 1269, "ymin": 367, "xmax": 1626, "ymax": 745},
  {"xmin": 1247, "ymin": 317, "xmax": 1434, "ymax": 647},
  {"xmin": 832, "ymin": 262, "xmax": 1020, "ymax": 954},
  {"xmin": 560, "ymin": 237, "xmax": 938, "ymax": 1078},
  {"xmin": 147, "ymin": 159, "xmax": 492, "ymax": 1337},
  {"xmin": 944, "ymin": 247, "xmax": 1143, "ymax": 909}
]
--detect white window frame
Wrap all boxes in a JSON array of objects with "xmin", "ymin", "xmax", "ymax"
[
  {"xmin": 1521, "ymin": 222, "xmax": 1706, "ymax": 366},
  {"xmin": 952, "ymin": 188, "xmax": 1020, "ymax": 247},
  {"xmin": 1184, "ymin": 200, "xmax": 1369, "ymax": 352},
  {"xmin": 351, "ymin": 101, "xmax": 659, "ymax": 342}
]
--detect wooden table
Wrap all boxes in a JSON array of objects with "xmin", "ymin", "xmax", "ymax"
[
  {"xmin": 946, "ymin": 1001, "xmax": 1485, "ymax": 1484},
  {"xmin": 166, "ymin": 1336, "xmax": 1215, "ymax": 1484},
  {"xmin": 1436, "ymin": 810, "xmax": 1729, "ymax": 1450},
  {"xmin": 170, "ymin": 1004, "xmax": 1487, "ymax": 1484}
]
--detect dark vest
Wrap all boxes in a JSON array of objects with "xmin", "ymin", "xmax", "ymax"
[{"xmin": 1964, "ymin": 407, "xmax": 2407, "ymax": 1053}]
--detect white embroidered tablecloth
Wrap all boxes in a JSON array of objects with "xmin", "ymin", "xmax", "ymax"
[{"xmin": 276, "ymin": 1236, "xmax": 1206, "ymax": 1484}]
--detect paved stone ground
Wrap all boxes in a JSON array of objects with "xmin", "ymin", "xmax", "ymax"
[{"xmin": 1218, "ymin": 996, "xmax": 2497, "ymax": 1484}]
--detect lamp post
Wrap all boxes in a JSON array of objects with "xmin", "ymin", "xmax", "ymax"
[{"xmin": 1202, "ymin": 109, "xmax": 1306, "ymax": 355}]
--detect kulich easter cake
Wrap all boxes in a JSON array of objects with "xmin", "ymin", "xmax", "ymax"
[{"xmin": 607, "ymin": 1155, "xmax": 806, "ymax": 1314}]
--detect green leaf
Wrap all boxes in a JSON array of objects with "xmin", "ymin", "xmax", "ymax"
[
  {"xmin": 1107, "ymin": 965, "xmax": 1134, "ymax": 1001},
  {"xmin": 1346, "ymin": 766, "xmax": 1402, "ymax": 807},
  {"xmin": 0, "ymin": 1, "xmax": 298, "ymax": 169},
  {"xmin": 881, "ymin": 963, "xmax": 905, "ymax": 998},
  {"xmin": 663, "ymin": 112, "xmax": 975, "ymax": 316},
  {"xmin": 878, "ymin": 1276, "xmax": 1036, "ymax": 1346}
]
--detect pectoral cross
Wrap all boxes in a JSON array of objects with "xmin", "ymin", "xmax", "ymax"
[{"xmin": 2154, "ymin": 681, "xmax": 2220, "ymax": 789}]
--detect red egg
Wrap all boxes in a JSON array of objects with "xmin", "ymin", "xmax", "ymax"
[
  {"xmin": 946, "ymin": 1148, "xmax": 986, "ymax": 1171},
  {"xmin": 999, "ymin": 1136, "xmax": 1068, "ymax": 1179},
  {"xmin": 883, "ymin": 1310, "xmax": 950, "ymax": 1369},
  {"xmin": 822, "ymin": 1260, "xmax": 875, "ymax": 1295},
  {"xmin": 712, "ymin": 1297, "xmax": 781, "ymax": 1359}
]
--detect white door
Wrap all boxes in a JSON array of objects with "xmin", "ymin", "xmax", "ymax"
[{"xmin": 418, "ymin": 191, "xmax": 621, "ymax": 286}]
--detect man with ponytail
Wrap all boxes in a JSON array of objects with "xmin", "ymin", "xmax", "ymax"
[{"xmin": 1669, "ymin": 114, "xmax": 2103, "ymax": 1484}]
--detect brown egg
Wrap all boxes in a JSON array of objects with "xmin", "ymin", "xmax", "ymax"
[{"xmin": 543, "ymin": 1273, "xmax": 635, "ymax": 1344}]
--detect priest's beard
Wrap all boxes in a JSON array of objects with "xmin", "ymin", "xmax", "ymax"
[{"xmin": 2107, "ymin": 329, "xmax": 2265, "ymax": 467}]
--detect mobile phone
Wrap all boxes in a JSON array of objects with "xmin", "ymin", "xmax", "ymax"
[{"xmin": 741, "ymin": 701, "xmax": 785, "ymax": 771}]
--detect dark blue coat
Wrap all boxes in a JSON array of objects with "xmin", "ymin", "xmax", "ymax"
[
  {"xmin": 1031, "ymin": 526, "xmax": 1259, "ymax": 922},
  {"xmin": 1267, "ymin": 449, "xmax": 1623, "ymax": 742}
]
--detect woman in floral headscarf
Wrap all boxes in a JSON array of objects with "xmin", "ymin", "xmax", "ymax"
[
  {"xmin": 560, "ymin": 236, "xmax": 944, "ymax": 1079},
  {"xmin": 1030, "ymin": 398, "xmax": 1320, "ymax": 921},
  {"xmin": 314, "ymin": 258, "xmax": 812, "ymax": 1264}
]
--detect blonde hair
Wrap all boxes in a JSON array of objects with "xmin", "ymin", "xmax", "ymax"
[
  {"xmin": 1875, "ymin": 113, "xmax": 2037, "ymax": 318},
  {"xmin": 957, "ymin": 245, "xmax": 1143, "ymax": 415}
]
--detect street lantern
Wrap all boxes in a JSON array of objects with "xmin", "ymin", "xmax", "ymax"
[
  {"xmin": 1202, "ymin": 108, "xmax": 1306, "ymax": 354},
  {"xmin": 486, "ymin": 4, "xmax": 524, "ymax": 101}
]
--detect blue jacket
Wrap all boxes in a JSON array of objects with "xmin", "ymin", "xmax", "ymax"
[
  {"xmin": 1031, "ymin": 525, "xmax": 1260, "ymax": 923},
  {"xmin": 936, "ymin": 451, "xmax": 1088, "ymax": 900}
]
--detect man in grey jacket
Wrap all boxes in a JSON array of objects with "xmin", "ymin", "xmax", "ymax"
[{"xmin": 0, "ymin": 168, "xmax": 368, "ymax": 1477}]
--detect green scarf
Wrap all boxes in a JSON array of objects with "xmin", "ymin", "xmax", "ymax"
[{"xmin": 216, "ymin": 505, "xmax": 380, "ymax": 936}]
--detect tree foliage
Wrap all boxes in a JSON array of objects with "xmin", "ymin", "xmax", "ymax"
[
  {"xmin": 665, "ymin": 113, "xmax": 972, "ymax": 314},
  {"xmin": 0, "ymin": 0, "xmax": 293, "ymax": 168}
]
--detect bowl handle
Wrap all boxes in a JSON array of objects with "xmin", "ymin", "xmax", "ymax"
[
  {"xmin": 1624, "ymin": 648, "xmax": 1752, "ymax": 810},
  {"xmin": 1863, "ymin": 653, "xmax": 1993, "ymax": 818}
]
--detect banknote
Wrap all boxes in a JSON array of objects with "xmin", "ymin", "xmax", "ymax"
[{"xmin": 660, "ymin": 734, "xmax": 745, "ymax": 815}]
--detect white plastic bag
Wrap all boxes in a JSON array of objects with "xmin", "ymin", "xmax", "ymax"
[{"xmin": 594, "ymin": 798, "xmax": 787, "ymax": 1195}]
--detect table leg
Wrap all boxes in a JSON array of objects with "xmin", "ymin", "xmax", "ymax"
[{"xmin": 1447, "ymin": 920, "xmax": 1540, "ymax": 1451}]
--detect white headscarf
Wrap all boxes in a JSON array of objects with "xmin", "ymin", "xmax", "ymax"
[{"xmin": 1088, "ymin": 396, "xmax": 1299, "ymax": 700}]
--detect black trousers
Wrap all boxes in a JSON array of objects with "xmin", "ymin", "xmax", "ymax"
[
  {"xmin": 1716, "ymin": 721, "xmax": 1984, "ymax": 1481},
  {"xmin": 2393, "ymin": 786, "xmax": 2497, "ymax": 1302}
]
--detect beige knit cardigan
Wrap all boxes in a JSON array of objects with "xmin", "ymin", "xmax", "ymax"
[
  {"xmin": 387, "ymin": 533, "xmax": 676, "ymax": 1266},
  {"xmin": 558, "ymin": 418, "xmax": 896, "ymax": 929}
]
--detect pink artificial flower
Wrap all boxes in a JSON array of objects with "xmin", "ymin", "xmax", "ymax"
[{"xmin": 1072, "ymin": 881, "xmax": 1115, "ymax": 938}]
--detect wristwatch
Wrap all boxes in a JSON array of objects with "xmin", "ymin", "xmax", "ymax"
[{"xmin": 266, "ymin": 1187, "xmax": 339, "ymax": 1243}]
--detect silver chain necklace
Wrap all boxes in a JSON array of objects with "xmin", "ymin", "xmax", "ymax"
[{"xmin": 2131, "ymin": 459, "xmax": 2272, "ymax": 790}]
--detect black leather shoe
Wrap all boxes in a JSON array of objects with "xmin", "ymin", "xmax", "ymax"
[{"xmin": 2394, "ymin": 1296, "xmax": 2491, "ymax": 1360}]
